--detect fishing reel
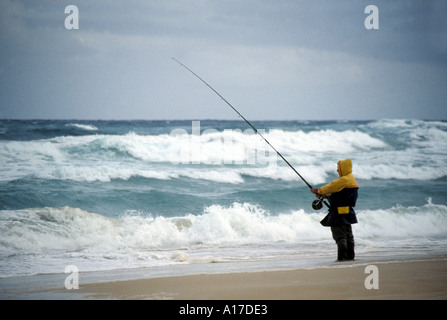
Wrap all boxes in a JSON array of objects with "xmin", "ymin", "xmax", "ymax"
[{"xmin": 312, "ymin": 198, "xmax": 324, "ymax": 210}]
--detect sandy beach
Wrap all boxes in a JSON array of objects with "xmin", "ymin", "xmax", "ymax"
[{"xmin": 73, "ymin": 256, "xmax": 447, "ymax": 300}]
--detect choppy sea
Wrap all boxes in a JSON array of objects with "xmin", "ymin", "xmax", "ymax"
[{"xmin": 1, "ymin": 119, "xmax": 447, "ymax": 279}]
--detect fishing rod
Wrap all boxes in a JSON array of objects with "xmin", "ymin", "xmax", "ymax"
[{"xmin": 172, "ymin": 58, "xmax": 329, "ymax": 210}]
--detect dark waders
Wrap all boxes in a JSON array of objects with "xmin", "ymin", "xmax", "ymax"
[{"xmin": 331, "ymin": 225, "xmax": 355, "ymax": 261}]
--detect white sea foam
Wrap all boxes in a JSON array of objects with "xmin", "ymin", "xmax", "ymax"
[
  {"xmin": 1, "ymin": 201, "xmax": 446, "ymax": 277},
  {"xmin": 1, "ymin": 123, "xmax": 446, "ymax": 183},
  {"xmin": 355, "ymin": 163, "xmax": 447, "ymax": 181},
  {"xmin": 267, "ymin": 129, "xmax": 387, "ymax": 154},
  {"xmin": 367, "ymin": 118, "xmax": 447, "ymax": 130},
  {"xmin": 66, "ymin": 123, "xmax": 98, "ymax": 131},
  {"xmin": 1, "ymin": 120, "xmax": 446, "ymax": 279}
]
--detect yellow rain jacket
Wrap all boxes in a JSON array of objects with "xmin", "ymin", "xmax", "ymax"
[
  {"xmin": 318, "ymin": 159, "xmax": 358, "ymax": 195},
  {"xmin": 319, "ymin": 159, "xmax": 359, "ymax": 227}
]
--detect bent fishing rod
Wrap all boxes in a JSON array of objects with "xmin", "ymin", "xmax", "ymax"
[{"xmin": 172, "ymin": 58, "xmax": 329, "ymax": 210}]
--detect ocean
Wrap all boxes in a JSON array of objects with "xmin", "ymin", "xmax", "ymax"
[{"xmin": 1, "ymin": 119, "xmax": 447, "ymax": 280}]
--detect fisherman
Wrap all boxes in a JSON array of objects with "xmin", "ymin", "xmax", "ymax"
[
  {"xmin": 311, "ymin": 159, "xmax": 359, "ymax": 261},
  {"xmin": 173, "ymin": 60, "xmax": 360, "ymax": 262}
]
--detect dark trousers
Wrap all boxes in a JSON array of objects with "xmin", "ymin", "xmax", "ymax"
[{"xmin": 331, "ymin": 225, "xmax": 355, "ymax": 261}]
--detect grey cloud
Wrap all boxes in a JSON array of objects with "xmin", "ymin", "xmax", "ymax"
[{"xmin": 0, "ymin": 0, "xmax": 446, "ymax": 120}]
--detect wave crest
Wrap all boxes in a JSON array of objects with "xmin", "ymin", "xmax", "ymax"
[{"xmin": 1, "ymin": 201, "xmax": 446, "ymax": 277}]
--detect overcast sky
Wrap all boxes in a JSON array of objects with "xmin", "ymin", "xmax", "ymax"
[{"xmin": 1, "ymin": 0, "xmax": 446, "ymax": 120}]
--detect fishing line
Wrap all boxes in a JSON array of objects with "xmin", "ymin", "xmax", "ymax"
[{"xmin": 172, "ymin": 58, "xmax": 329, "ymax": 209}]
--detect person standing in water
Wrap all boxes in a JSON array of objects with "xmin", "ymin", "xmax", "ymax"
[{"xmin": 311, "ymin": 159, "xmax": 359, "ymax": 261}]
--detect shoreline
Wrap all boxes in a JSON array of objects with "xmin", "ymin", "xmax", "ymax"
[
  {"xmin": 5, "ymin": 255, "xmax": 444, "ymax": 300},
  {"xmin": 80, "ymin": 256, "xmax": 447, "ymax": 300}
]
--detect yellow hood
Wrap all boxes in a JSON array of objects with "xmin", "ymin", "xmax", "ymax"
[
  {"xmin": 338, "ymin": 159, "xmax": 352, "ymax": 177},
  {"xmin": 318, "ymin": 159, "xmax": 358, "ymax": 195}
]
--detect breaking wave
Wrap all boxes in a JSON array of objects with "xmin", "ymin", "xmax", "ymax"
[
  {"xmin": 1, "ymin": 200, "xmax": 446, "ymax": 277},
  {"xmin": 1, "ymin": 120, "xmax": 446, "ymax": 184}
]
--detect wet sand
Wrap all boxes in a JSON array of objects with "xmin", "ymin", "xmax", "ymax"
[{"xmin": 76, "ymin": 256, "xmax": 447, "ymax": 300}]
